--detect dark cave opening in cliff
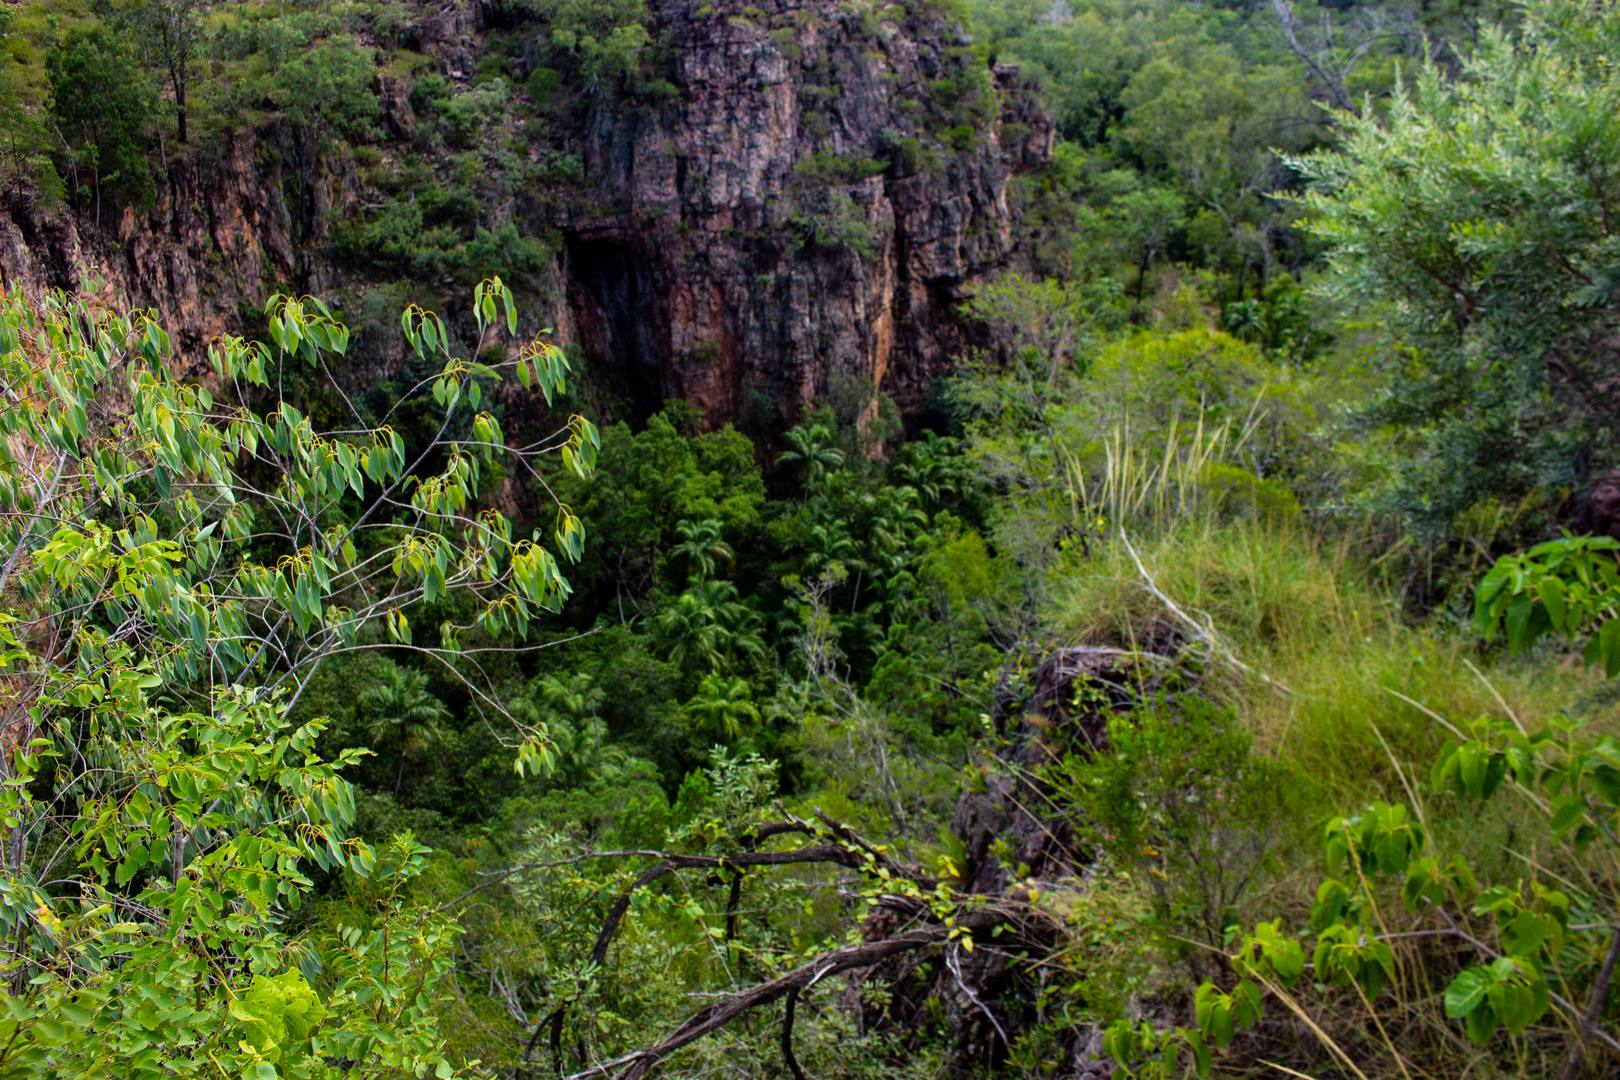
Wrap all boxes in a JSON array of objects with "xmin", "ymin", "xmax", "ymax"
[{"xmin": 565, "ymin": 236, "xmax": 668, "ymax": 427}]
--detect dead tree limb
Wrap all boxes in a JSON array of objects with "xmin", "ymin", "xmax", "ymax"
[
  {"xmin": 586, "ymin": 843, "xmax": 897, "ymax": 967},
  {"xmin": 781, "ymin": 986, "xmax": 808, "ymax": 1080},
  {"xmin": 514, "ymin": 822, "xmax": 941, "ymax": 1069},
  {"xmin": 564, "ymin": 903, "xmax": 1029, "ymax": 1080},
  {"xmin": 723, "ymin": 868, "xmax": 743, "ymax": 943}
]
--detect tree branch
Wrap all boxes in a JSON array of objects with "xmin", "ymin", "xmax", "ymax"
[
  {"xmin": 781, "ymin": 986, "xmax": 808, "ymax": 1080},
  {"xmin": 566, "ymin": 903, "xmax": 1026, "ymax": 1080},
  {"xmin": 513, "ymin": 827, "xmax": 904, "ymax": 1065}
]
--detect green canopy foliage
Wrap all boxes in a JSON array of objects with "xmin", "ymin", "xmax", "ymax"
[
  {"xmin": 45, "ymin": 27, "xmax": 157, "ymax": 211},
  {"xmin": 1293, "ymin": 0, "xmax": 1620, "ymax": 531}
]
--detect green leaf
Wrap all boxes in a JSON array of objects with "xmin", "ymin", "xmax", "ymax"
[
  {"xmin": 1537, "ymin": 576, "xmax": 1568, "ymax": 635},
  {"xmin": 1549, "ymin": 797, "xmax": 1586, "ymax": 836},
  {"xmin": 1501, "ymin": 913, "xmax": 1553, "ymax": 957},
  {"xmin": 1602, "ymin": 617, "xmax": 1620, "ymax": 678},
  {"xmin": 1464, "ymin": 1003, "xmax": 1497, "ymax": 1045},
  {"xmin": 1445, "ymin": 970, "xmax": 1487, "ymax": 1019},
  {"xmin": 1506, "ymin": 593, "xmax": 1534, "ymax": 654},
  {"xmin": 1101, "ymin": 1021, "xmax": 1135, "ymax": 1068},
  {"xmin": 1183, "ymin": 1028, "xmax": 1211, "ymax": 1078}
]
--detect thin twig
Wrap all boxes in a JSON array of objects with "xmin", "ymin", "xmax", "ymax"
[{"xmin": 1119, "ymin": 528, "xmax": 1294, "ymax": 695}]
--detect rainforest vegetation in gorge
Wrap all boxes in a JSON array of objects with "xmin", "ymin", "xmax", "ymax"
[{"xmin": 0, "ymin": 0, "xmax": 1618, "ymax": 1075}]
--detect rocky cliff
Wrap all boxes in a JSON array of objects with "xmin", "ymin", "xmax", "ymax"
[
  {"xmin": 0, "ymin": 0, "xmax": 1053, "ymax": 430},
  {"xmin": 559, "ymin": 0, "xmax": 1054, "ymax": 426}
]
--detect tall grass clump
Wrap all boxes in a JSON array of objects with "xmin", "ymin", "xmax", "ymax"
[
  {"xmin": 969, "ymin": 326, "xmax": 1607, "ymax": 804},
  {"xmin": 1052, "ymin": 517, "xmax": 1607, "ymax": 802}
]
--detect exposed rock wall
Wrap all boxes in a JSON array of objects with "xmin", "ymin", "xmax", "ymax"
[
  {"xmin": 0, "ymin": 0, "xmax": 1052, "ymax": 429},
  {"xmin": 560, "ymin": 0, "xmax": 1053, "ymax": 425},
  {"xmin": 0, "ymin": 128, "xmax": 297, "ymax": 378}
]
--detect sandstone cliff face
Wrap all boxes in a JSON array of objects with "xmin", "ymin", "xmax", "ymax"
[
  {"xmin": 559, "ymin": 0, "xmax": 1053, "ymax": 426},
  {"xmin": 0, "ymin": 0, "xmax": 1051, "ymax": 429},
  {"xmin": 0, "ymin": 128, "xmax": 300, "ymax": 378}
]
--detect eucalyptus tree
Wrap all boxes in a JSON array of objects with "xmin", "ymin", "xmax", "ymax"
[
  {"xmin": 1292, "ymin": 0, "xmax": 1620, "ymax": 531},
  {"xmin": 0, "ymin": 275, "xmax": 597, "ymax": 1074},
  {"xmin": 126, "ymin": 0, "xmax": 202, "ymax": 144}
]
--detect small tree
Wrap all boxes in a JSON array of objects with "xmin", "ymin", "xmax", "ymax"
[
  {"xmin": 670, "ymin": 517, "xmax": 732, "ymax": 585},
  {"xmin": 45, "ymin": 28, "xmax": 157, "ymax": 221},
  {"xmin": 272, "ymin": 38, "xmax": 379, "ymax": 247},
  {"xmin": 361, "ymin": 660, "xmax": 451, "ymax": 795},
  {"xmin": 776, "ymin": 424, "xmax": 844, "ymax": 494},
  {"xmin": 1098, "ymin": 187, "xmax": 1185, "ymax": 305},
  {"xmin": 127, "ymin": 0, "xmax": 203, "ymax": 145},
  {"xmin": 534, "ymin": 672, "xmax": 606, "ymax": 785},
  {"xmin": 1290, "ymin": 0, "xmax": 1620, "ymax": 530},
  {"xmin": 0, "ymin": 275, "xmax": 597, "ymax": 1073},
  {"xmin": 682, "ymin": 672, "xmax": 759, "ymax": 740}
]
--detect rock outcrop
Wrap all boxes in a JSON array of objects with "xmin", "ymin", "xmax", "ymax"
[
  {"xmin": 952, "ymin": 646, "xmax": 1167, "ymax": 896},
  {"xmin": 557, "ymin": 0, "xmax": 1053, "ymax": 426},
  {"xmin": 0, "ymin": 127, "xmax": 299, "ymax": 379},
  {"xmin": 0, "ymin": 0, "xmax": 1052, "ymax": 430}
]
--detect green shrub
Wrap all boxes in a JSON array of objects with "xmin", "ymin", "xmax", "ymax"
[
  {"xmin": 440, "ymin": 78, "xmax": 509, "ymax": 148},
  {"xmin": 474, "ymin": 54, "xmax": 510, "ymax": 84},
  {"xmin": 769, "ymin": 27, "xmax": 802, "ymax": 60},
  {"xmin": 525, "ymin": 66, "xmax": 561, "ymax": 105},
  {"xmin": 411, "ymin": 72, "xmax": 452, "ymax": 112},
  {"xmin": 889, "ymin": 135, "xmax": 942, "ymax": 176},
  {"xmin": 791, "ymin": 189, "xmax": 878, "ymax": 259},
  {"xmin": 795, "ymin": 148, "xmax": 888, "ymax": 185},
  {"xmin": 1048, "ymin": 697, "xmax": 1308, "ymax": 950},
  {"xmin": 334, "ymin": 186, "xmax": 551, "ymax": 281}
]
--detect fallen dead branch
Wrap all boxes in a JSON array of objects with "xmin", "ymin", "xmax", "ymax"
[{"xmin": 477, "ymin": 814, "xmax": 1053, "ymax": 1078}]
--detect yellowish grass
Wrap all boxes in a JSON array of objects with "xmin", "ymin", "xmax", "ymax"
[{"xmin": 1050, "ymin": 518, "xmax": 1612, "ymax": 802}]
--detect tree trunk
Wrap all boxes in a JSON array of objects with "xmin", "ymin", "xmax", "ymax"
[{"xmin": 1562, "ymin": 926, "xmax": 1620, "ymax": 1079}]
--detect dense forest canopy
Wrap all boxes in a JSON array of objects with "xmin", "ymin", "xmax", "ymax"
[{"xmin": 0, "ymin": 0, "xmax": 1617, "ymax": 1076}]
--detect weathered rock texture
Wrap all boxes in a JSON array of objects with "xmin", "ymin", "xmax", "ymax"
[
  {"xmin": 0, "ymin": 128, "xmax": 302, "ymax": 379},
  {"xmin": 558, "ymin": 0, "xmax": 1054, "ymax": 426},
  {"xmin": 952, "ymin": 645, "xmax": 1175, "ymax": 896},
  {"xmin": 0, "ymin": 0, "xmax": 1052, "ymax": 429}
]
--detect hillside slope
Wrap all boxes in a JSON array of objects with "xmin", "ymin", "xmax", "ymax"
[{"xmin": 0, "ymin": 0, "xmax": 1052, "ymax": 430}]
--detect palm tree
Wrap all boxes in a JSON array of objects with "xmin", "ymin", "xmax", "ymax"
[
  {"xmin": 804, "ymin": 520, "xmax": 857, "ymax": 574},
  {"xmin": 651, "ymin": 579, "xmax": 765, "ymax": 673},
  {"xmin": 777, "ymin": 424, "xmax": 845, "ymax": 496},
  {"xmin": 683, "ymin": 673, "xmax": 760, "ymax": 740},
  {"xmin": 360, "ymin": 661, "xmax": 451, "ymax": 796},
  {"xmin": 1224, "ymin": 299, "xmax": 1269, "ymax": 345},
  {"xmin": 535, "ymin": 672, "xmax": 606, "ymax": 786},
  {"xmin": 893, "ymin": 430, "xmax": 959, "ymax": 508},
  {"xmin": 866, "ymin": 485, "xmax": 929, "ymax": 578},
  {"xmin": 670, "ymin": 518, "xmax": 733, "ymax": 585}
]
